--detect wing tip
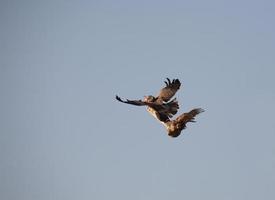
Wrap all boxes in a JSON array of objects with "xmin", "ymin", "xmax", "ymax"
[
  {"xmin": 164, "ymin": 78, "xmax": 181, "ymax": 88},
  {"xmin": 115, "ymin": 95, "xmax": 123, "ymax": 102},
  {"xmin": 195, "ymin": 108, "xmax": 205, "ymax": 114},
  {"xmin": 199, "ymin": 108, "xmax": 205, "ymax": 113}
]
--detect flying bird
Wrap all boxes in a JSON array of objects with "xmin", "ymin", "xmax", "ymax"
[
  {"xmin": 164, "ymin": 108, "xmax": 204, "ymax": 137},
  {"xmin": 116, "ymin": 78, "xmax": 204, "ymax": 137},
  {"xmin": 116, "ymin": 78, "xmax": 181, "ymax": 122}
]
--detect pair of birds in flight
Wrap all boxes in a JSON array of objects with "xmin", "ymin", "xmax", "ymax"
[{"xmin": 116, "ymin": 78, "xmax": 204, "ymax": 137}]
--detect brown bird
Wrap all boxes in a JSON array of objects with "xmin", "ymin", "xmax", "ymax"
[
  {"xmin": 116, "ymin": 78, "xmax": 204, "ymax": 137},
  {"xmin": 116, "ymin": 78, "xmax": 181, "ymax": 122},
  {"xmin": 164, "ymin": 108, "xmax": 204, "ymax": 137}
]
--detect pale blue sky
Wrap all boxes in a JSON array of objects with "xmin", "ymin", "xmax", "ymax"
[{"xmin": 1, "ymin": 0, "xmax": 275, "ymax": 200}]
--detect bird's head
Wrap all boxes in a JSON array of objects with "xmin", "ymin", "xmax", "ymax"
[{"xmin": 143, "ymin": 95, "xmax": 156, "ymax": 103}]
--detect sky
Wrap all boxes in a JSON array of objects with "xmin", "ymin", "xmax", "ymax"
[{"xmin": 1, "ymin": 0, "xmax": 275, "ymax": 200}]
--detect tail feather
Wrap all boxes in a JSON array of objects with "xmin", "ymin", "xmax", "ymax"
[{"xmin": 166, "ymin": 98, "xmax": 179, "ymax": 116}]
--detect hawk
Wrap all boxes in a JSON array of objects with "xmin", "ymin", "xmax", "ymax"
[
  {"xmin": 116, "ymin": 78, "xmax": 204, "ymax": 137},
  {"xmin": 164, "ymin": 108, "xmax": 204, "ymax": 137},
  {"xmin": 116, "ymin": 78, "xmax": 181, "ymax": 122}
]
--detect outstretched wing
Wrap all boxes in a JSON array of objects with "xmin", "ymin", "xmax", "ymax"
[
  {"xmin": 157, "ymin": 78, "xmax": 181, "ymax": 102},
  {"xmin": 115, "ymin": 95, "xmax": 147, "ymax": 106},
  {"xmin": 116, "ymin": 95, "xmax": 179, "ymax": 122},
  {"xmin": 176, "ymin": 108, "xmax": 205, "ymax": 123}
]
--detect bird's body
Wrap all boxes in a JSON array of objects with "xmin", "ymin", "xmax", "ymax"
[
  {"xmin": 164, "ymin": 108, "xmax": 204, "ymax": 137},
  {"xmin": 116, "ymin": 78, "xmax": 181, "ymax": 122},
  {"xmin": 116, "ymin": 78, "xmax": 204, "ymax": 138}
]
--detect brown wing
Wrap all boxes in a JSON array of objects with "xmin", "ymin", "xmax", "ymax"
[
  {"xmin": 165, "ymin": 108, "xmax": 204, "ymax": 137},
  {"xmin": 157, "ymin": 78, "xmax": 181, "ymax": 102},
  {"xmin": 176, "ymin": 108, "xmax": 205, "ymax": 124},
  {"xmin": 115, "ymin": 95, "xmax": 148, "ymax": 106}
]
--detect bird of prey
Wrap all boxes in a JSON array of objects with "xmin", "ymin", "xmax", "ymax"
[
  {"xmin": 164, "ymin": 108, "xmax": 204, "ymax": 137},
  {"xmin": 116, "ymin": 78, "xmax": 204, "ymax": 137},
  {"xmin": 116, "ymin": 78, "xmax": 181, "ymax": 122}
]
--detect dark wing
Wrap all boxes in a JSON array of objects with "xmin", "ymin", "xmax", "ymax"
[
  {"xmin": 158, "ymin": 98, "xmax": 179, "ymax": 118},
  {"xmin": 150, "ymin": 99, "xmax": 178, "ymax": 121},
  {"xmin": 115, "ymin": 95, "xmax": 147, "ymax": 106},
  {"xmin": 157, "ymin": 78, "xmax": 181, "ymax": 102}
]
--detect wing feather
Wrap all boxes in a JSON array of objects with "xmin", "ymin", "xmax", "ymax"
[
  {"xmin": 157, "ymin": 78, "xmax": 181, "ymax": 102},
  {"xmin": 176, "ymin": 108, "xmax": 205, "ymax": 123},
  {"xmin": 115, "ymin": 95, "xmax": 147, "ymax": 106}
]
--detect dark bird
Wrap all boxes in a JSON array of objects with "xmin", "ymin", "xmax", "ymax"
[{"xmin": 116, "ymin": 78, "xmax": 204, "ymax": 137}]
